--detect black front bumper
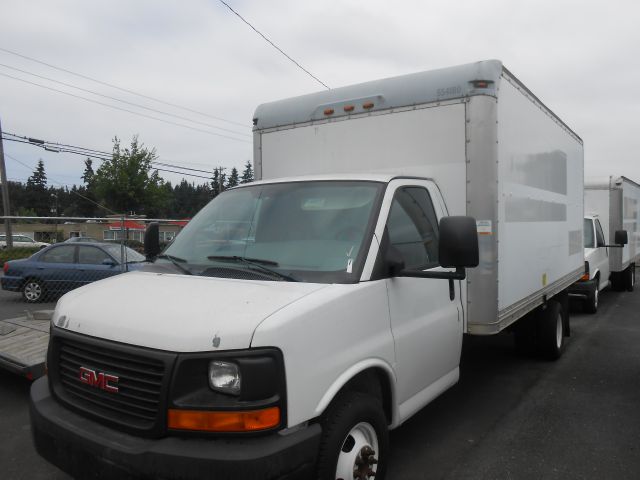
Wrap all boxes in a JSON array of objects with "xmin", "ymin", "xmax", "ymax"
[
  {"xmin": 30, "ymin": 377, "xmax": 321, "ymax": 480},
  {"xmin": 567, "ymin": 278, "xmax": 596, "ymax": 299}
]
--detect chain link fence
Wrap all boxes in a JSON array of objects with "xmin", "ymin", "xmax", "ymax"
[{"xmin": 1, "ymin": 215, "xmax": 186, "ymax": 303}]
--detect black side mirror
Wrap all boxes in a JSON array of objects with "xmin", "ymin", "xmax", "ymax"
[
  {"xmin": 144, "ymin": 222, "xmax": 161, "ymax": 260},
  {"xmin": 615, "ymin": 230, "xmax": 628, "ymax": 246},
  {"xmin": 102, "ymin": 259, "xmax": 117, "ymax": 267},
  {"xmin": 439, "ymin": 216, "xmax": 479, "ymax": 268}
]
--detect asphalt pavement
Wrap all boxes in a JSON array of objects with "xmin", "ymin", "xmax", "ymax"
[
  {"xmin": 0, "ymin": 286, "xmax": 638, "ymax": 479},
  {"xmin": 0, "ymin": 273, "xmax": 57, "ymax": 321}
]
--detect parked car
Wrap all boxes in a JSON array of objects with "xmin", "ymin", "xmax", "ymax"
[
  {"xmin": 0, "ymin": 234, "xmax": 50, "ymax": 249},
  {"xmin": 1, "ymin": 242, "xmax": 146, "ymax": 302}
]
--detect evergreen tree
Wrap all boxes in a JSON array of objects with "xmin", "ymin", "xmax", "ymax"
[
  {"xmin": 26, "ymin": 160, "xmax": 49, "ymax": 215},
  {"xmin": 82, "ymin": 158, "xmax": 95, "ymax": 185},
  {"xmin": 27, "ymin": 159, "xmax": 47, "ymax": 189},
  {"xmin": 211, "ymin": 168, "xmax": 226, "ymax": 197},
  {"xmin": 241, "ymin": 160, "xmax": 254, "ymax": 184},
  {"xmin": 226, "ymin": 167, "xmax": 239, "ymax": 188}
]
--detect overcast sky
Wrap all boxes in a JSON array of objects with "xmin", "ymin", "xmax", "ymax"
[{"xmin": 1, "ymin": 0, "xmax": 639, "ymax": 190}]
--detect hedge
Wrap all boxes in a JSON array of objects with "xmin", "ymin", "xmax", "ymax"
[{"xmin": 0, "ymin": 247, "xmax": 40, "ymax": 263}]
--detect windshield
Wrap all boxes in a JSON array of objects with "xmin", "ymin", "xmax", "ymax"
[
  {"xmin": 103, "ymin": 244, "xmax": 146, "ymax": 263},
  {"xmin": 584, "ymin": 218, "xmax": 594, "ymax": 248},
  {"xmin": 163, "ymin": 181, "xmax": 385, "ymax": 283}
]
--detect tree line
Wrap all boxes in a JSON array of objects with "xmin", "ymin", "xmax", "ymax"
[{"xmin": 0, "ymin": 136, "xmax": 254, "ymax": 219}]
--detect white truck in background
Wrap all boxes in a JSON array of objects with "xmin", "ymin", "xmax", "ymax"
[
  {"xmin": 30, "ymin": 60, "xmax": 584, "ymax": 480},
  {"xmin": 569, "ymin": 176, "xmax": 640, "ymax": 312}
]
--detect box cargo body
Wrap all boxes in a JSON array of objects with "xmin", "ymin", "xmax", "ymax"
[
  {"xmin": 585, "ymin": 176, "xmax": 640, "ymax": 273},
  {"xmin": 254, "ymin": 59, "xmax": 584, "ymax": 335}
]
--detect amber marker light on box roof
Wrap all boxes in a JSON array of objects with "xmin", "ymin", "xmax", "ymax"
[{"xmin": 168, "ymin": 407, "xmax": 280, "ymax": 432}]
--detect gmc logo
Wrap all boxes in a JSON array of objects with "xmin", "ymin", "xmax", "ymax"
[{"xmin": 78, "ymin": 366, "xmax": 119, "ymax": 393}]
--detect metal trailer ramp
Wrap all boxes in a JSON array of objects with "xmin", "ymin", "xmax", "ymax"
[{"xmin": 0, "ymin": 310, "xmax": 51, "ymax": 380}]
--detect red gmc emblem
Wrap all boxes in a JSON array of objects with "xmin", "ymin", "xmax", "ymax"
[{"xmin": 78, "ymin": 366, "xmax": 119, "ymax": 393}]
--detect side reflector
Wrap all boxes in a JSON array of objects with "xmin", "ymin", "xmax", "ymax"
[
  {"xmin": 343, "ymin": 105, "xmax": 355, "ymax": 112},
  {"xmin": 324, "ymin": 108, "xmax": 334, "ymax": 115},
  {"xmin": 168, "ymin": 407, "xmax": 280, "ymax": 432},
  {"xmin": 362, "ymin": 102, "xmax": 374, "ymax": 109},
  {"xmin": 580, "ymin": 273, "xmax": 590, "ymax": 281}
]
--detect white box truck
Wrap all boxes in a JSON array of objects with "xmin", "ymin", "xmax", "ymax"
[
  {"xmin": 569, "ymin": 176, "xmax": 639, "ymax": 311},
  {"xmin": 30, "ymin": 60, "xmax": 584, "ymax": 480}
]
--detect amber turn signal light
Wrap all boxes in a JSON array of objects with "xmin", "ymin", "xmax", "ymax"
[
  {"xmin": 168, "ymin": 407, "xmax": 280, "ymax": 432},
  {"xmin": 580, "ymin": 273, "xmax": 590, "ymax": 281}
]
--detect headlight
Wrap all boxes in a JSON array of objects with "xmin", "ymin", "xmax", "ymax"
[{"xmin": 208, "ymin": 360, "xmax": 241, "ymax": 395}]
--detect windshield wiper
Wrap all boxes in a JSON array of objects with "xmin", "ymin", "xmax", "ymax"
[
  {"xmin": 207, "ymin": 255, "xmax": 298, "ymax": 282},
  {"xmin": 157, "ymin": 254, "xmax": 192, "ymax": 276}
]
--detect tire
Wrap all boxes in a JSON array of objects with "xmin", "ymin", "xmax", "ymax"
[
  {"xmin": 22, "ymin": 278, "xmax": 44, "ymax": 303},
  {"xmin": 626, "ymin": 265, "xmax": 635, "ymax": 292},
  {"xmin": 585, "ymin": 280, "xmax": 599, "ymax": 314},
  {"xmin": 537, "ymin": 300, "xmax": 565, "ymax": 360},
  {"xmin": 316, "ymin": 391, "xmax": 389, "ymax": 480}
]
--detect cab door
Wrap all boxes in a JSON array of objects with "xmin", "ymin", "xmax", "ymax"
[
  {"xmin": 594, "ymin": 218, "xmax": 610, "ymax": 289},
  {"xmin": 381, "ymin": 180, "xmax": 462, "ymax": 415}
]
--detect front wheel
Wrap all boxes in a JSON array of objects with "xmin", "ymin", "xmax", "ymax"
[
  {"xmin": 585, "ymin": 281, "xmax": 599, "ymax": 314},
  {"xmin": 538, "ymin": 300, "xmax": 565, "ymax": 360},
  {"xmin": 316, "ymin": 392, "xmax": 389, "ymax": 480},
  {"xmin": 22, "ymin": 279, "xmax": 44, "ymax": 303}
]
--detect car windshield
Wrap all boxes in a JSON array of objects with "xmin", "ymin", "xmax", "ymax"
[
  {"xmin": 162, "ymin": 181, "xmax": 385, "ymax": 283},
  {"xmin": 584, "ymin": 218, "xmax": 594, "ymax": 248},
  {"xmin": 102, "ymin": 244, "xmax": 146, "ymax": 263}
]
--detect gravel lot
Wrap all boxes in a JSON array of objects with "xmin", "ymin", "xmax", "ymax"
[{"xmin": 1, "ymin": 284, "xmax": 638, "ymax": 479}]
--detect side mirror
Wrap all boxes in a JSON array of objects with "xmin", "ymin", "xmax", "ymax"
[
  {"xmin": 439, "ymin": 216, "xmax": 479, "ymax": 268},
  {"xmin": 615, "ymin": 230, "xmax": 628, "ymax": 246},
  {"xmin": 144, "ymin": 222, "xmax": 161, "ymax": 259},
  {"xmin": 102, "ymin": 259, "xmax": 117, "ymax": 267}
]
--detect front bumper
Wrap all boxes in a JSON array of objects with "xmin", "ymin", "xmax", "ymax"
[
  {"xmin": 567, "ymin": 278, "xmax": 596, "ymax": 299},
  {"xmin": 30, "ymin": 377, "xmax": 321, "ymax": 480}
]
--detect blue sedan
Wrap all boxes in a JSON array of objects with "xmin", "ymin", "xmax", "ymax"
[{"xmin": 1, "ymin": 242, "xmax": 146, "ymax": 303}]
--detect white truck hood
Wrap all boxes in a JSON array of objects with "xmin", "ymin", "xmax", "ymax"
[{"xmin": 53, "ymin": 271, "xmax": 328, "ymax": 352}]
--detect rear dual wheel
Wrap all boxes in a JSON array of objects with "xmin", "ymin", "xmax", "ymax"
[
  {"xmin": 514, "ymin": 299, "xmax": 566, "ymax": 360},
  {"xmin": 625, "ymin": 265, "xmax": 635, "ymax": 292}
]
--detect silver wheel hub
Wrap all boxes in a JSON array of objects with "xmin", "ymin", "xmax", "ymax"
[
  {"xmin": 24, "ymin": 282, "xmax": 41, "ymax": 301},
  {"xmin": 335, "ymin": 422, "xmax": 379, "ymax": 480},
  {"xmin": 555, "ymin": 312, "xmax": 563, "ymax": 349}
]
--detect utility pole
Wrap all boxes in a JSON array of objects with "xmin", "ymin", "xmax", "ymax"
[{"xmin": 0, "ymin": 117, "xmax": 13, "ymax": 248}]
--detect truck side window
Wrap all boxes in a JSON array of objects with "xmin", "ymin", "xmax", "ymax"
[
  {"xmin": 595, "ymin": 219, "xmax": 606, "ymax": 247},
  {"xmin": 387, "ymin": 187, "xmax": 439, "ymax": 270},
  {"xmin": 583, "ymin": 219, "xmax": 594, "ymax": 248}
]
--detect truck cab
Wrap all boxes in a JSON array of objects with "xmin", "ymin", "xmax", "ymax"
[
  {"xmin": 574, "ymin": 215, "xmax": 611, "ymax": 312},
  {"xmin": 30, "ymin": 174, "xmax": 478, "ymax": 480}
]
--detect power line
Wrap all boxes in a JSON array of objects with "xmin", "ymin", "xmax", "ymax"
[
  {"xmin": 2, "ymin": 133, "xmax": 217, "ymax": 175},
  {"xmin": 0, "ymin": 63, "xmax": 250, "ymax": 138},
  {"xmin": 217, "ymin": 0, "xmax": 330, "ymax": 90},
  {"xmin": 0, "ymin": 72, "xmax": 251, "ymax": 143},
  {"xmin": 3, "ymin": 134, "xmax": 217, "ymax": 181},
  {"xmin": 0, "ymin": 46, "xmax": 248, "ymax": 128}
]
